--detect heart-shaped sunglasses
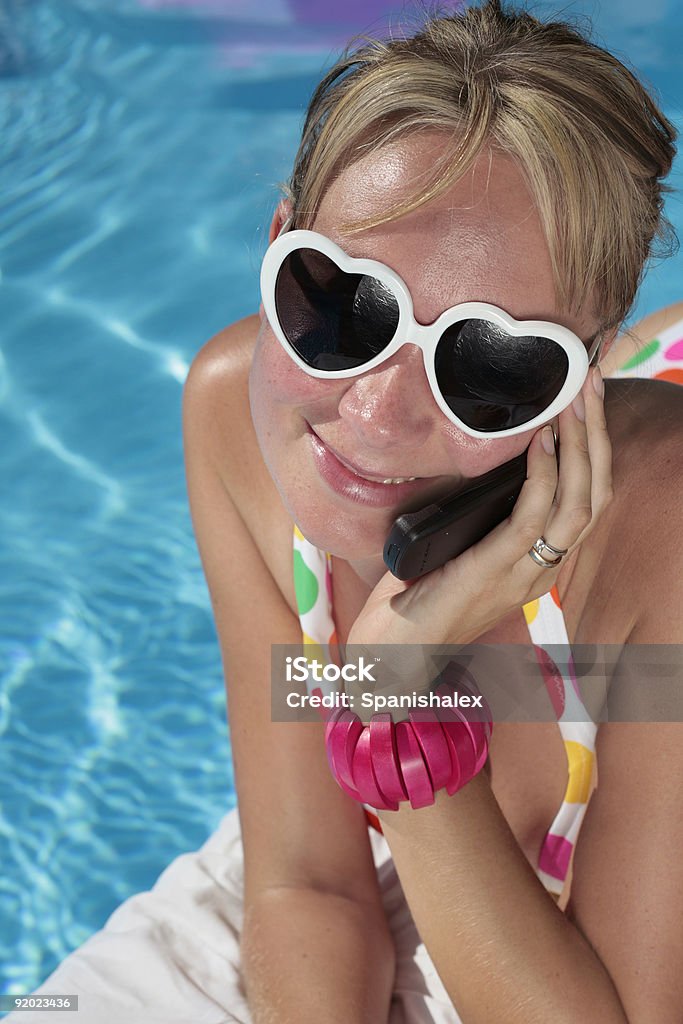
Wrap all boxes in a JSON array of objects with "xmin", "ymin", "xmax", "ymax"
[{"xmin": 260, "ymin": 227, "xmax": 602, "ymax": 439}]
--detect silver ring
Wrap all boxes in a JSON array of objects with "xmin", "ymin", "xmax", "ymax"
[
  {"xmin": 527, "ymin": 536, "xmax": 569, "ymax": 569},
  {"xmin": 528, "ymin": 547, "xmax": 562, "ymax": 569},
  {"xmin": 533, "ymin": 536, "xmax": 569, "ymax": 558}
]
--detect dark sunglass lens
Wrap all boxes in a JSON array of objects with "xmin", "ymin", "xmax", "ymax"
[
  {"xmin": 275, "ymin": 249, "xmax": 399, "ymax": 370},
  {"xmin": 435, "ymin": 320, "xmax": 569, "ymax": 431}
]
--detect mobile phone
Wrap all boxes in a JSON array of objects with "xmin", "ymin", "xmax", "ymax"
[{"xmin": 383, "ymin": 439, "xmax": 552, "ymax": 580}]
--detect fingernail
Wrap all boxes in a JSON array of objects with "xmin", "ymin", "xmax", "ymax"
[
  {"xmin": 572, "ymin": 391, "xmax": 586, "ymax": 422},
  {"xmin": 541, "ymin": 425, "xmax": 556, "ymax": 454},
  {"xmin": 593, "ymin": 365, "xmax": 604, "ymax": 398}
]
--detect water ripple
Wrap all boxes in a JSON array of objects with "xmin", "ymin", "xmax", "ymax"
[{"xmin": 27, "ymin": 411, "xmax": 127, "ymax": 519}]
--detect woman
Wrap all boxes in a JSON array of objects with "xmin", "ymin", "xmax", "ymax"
[
  {"xmin": 9, "ymin": 2, "xmax": 682, "ymax": 1022},
  {"xmin": 183, "ymin": 0, "xmax": 683, "ymax": 1019},
  {"xmin": 190, "ymin": 0, "xmax": 683, "ymax": 1017}
]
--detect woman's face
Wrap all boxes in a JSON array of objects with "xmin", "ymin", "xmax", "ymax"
[{"xmin": 249, "ymin": 133, "xmax": 601, "ymax": 571}]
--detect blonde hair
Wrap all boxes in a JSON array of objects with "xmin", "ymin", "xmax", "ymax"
[{"xmin": 283, "ymin": 0, "xmax": 677, "ymax": 335}]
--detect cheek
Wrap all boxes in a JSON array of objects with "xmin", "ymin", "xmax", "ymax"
[
  {"xmin": 248, "ymin": 325, "xmax": 342, "ymax": 496},
  {"xmin": 439, "ymin": 421, "xmax": 536, "ymax": 479},
  {"xmin": 250, "ymin": 325, "xmax": 330, "ymax": 408}
]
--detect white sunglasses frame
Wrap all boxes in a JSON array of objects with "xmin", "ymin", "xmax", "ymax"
[{"xmin": 260, "ymin": 226, "xmax": 602, "ymax": 440}]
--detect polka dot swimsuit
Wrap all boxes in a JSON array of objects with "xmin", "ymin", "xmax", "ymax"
[{"xmin": 292, "ymin": 324, "xmax": 683, "ymax": 910}]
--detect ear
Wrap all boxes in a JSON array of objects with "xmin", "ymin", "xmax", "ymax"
[
  {"xmin": 597, "ymin": 326, "xmax": 619, "ymax": 364},
  {"xmin": 267, "ymin": 198, "xmax": 295, "ymax": 244}
]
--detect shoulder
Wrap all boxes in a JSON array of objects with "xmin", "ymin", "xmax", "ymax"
[
  {"xmin": 601, "ymin": 376, "xmax": 682, "ymax": 642},
  {"xmin": 605, "ymin": 375, "xmax": 682, "ymax": 489},
  {"xmin": 182, "ymin": 313, "xmax": 300, "ymax": 615},
  {"xmin": 605, "ymin": 374, "xmax": 682, "ymax": 457},
  {"xmin": 183, "ymin": 313, "xmax": 258, "ymax": 429},
  {"xmin": 182, "ymin": 314, "xmax": 260, "ymax": 506}
]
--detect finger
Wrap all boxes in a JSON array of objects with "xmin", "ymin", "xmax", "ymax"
[
  {"xmin": 583, "ymin": 365, "xmax": 614, "ymax": 525},
  {"xmin": 541, "ymin": 373, "xmax": 594, "ymax": 554}
]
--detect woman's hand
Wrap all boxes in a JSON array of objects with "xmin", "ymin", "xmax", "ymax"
[{"xmin": 346, "ymin": 366, "xmax": 612, "ymax": 650}]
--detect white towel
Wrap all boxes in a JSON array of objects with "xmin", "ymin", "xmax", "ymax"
[{"xmin": 6, "ymin": 807, "xmax": 461, "ymax": 1024}]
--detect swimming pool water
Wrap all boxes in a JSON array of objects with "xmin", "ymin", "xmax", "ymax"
[{"xmin": 1, "ymin": 0, "xmax": 682, "ymax": 1000}]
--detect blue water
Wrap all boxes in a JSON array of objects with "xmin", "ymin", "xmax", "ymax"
[{"xmin": 1, "ymin": 0, "xmax": 682, "ymax": 999}]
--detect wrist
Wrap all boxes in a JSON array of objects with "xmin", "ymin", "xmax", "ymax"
[{"xmin": 324, "ymin": 678, "xmax": 492, "ymax": 811}]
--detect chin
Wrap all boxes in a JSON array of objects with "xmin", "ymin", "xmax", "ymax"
[{"xmin": 295, "ymin": 501, "xmax": 389, "ymax": 558}]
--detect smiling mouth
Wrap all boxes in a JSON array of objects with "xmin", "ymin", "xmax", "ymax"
[
  {"xmin": 334, "ymin": 458, "xmax": 420, "ymax": 486},
  {"xmin": 305, "ymin": 421, "xmax": 467, "ymax": 513},
  {"xmin": 309, "ymin": 427, "xmax": 426, "ymax": 485}
]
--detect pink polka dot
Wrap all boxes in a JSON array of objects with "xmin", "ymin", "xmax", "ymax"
[
  {"xmin": 664, "ymin": 337, "xmax": 683, "ymax": 361},
  {"xmin": 538, "ymin": 833, "xmax": 573, "ymax": 880},
  {"xmin": 535, "ymin": 645, "xmax": 566, "ymax": 718},
  {"xmin": 567, "ymin": 652, "xmax": 583, "ymax": 702}
]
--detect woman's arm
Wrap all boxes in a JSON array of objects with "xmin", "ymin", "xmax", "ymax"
[
  {"xmin": 377, "ymin": 774, "xmax": 629, "ymax": 1024},
  {"xmin": 373, "ymin": 410, "xmax": 683, "ymax": 1024},
  {"xmin": 377, "ymin": 711, "xmax": 683, "ymax": 1023},
  {"xmin": 241, "ymin": 887, "xmax": 395, "ymax": 1024},
  {"xmin": 183, "ymin": 323, "xmax": 395, "ymax": 1023}
]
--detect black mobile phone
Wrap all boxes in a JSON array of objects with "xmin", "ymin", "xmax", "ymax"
[{"xmin": 383, "ymin": 440, "xmax": 550, "ymax": 580}]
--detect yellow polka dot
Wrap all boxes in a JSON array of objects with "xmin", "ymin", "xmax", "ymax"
[
  {"xmin": 301, "ymin": 634, "xmax": 326, "ymax": 664},
  {"xmin": 564, "ymin": 742, "xmax": 594, "ymax": 804},
  {"xmin": 523, "ymin": 598, "xmax": 540, "ymax": 624},
  {"xmin": 294, "ymin": 525, "xmax": 306, "ymax": 542}
]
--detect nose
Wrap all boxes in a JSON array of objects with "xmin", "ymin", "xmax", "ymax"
[{"xmin": 336, "ymin": 343, "xmax": 438, "ymax": 449}]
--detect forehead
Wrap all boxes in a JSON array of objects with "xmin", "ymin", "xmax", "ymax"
[{"xmin": 312, "ymin": 133, "xmax": 595, "ymax": 337}]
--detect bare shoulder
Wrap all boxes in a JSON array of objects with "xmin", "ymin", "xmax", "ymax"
[
  {"xmin": 182, "ymin": 313, "xmax": 257, "ymax": 439},
  {"xmin": 598, "ymin": 375, "xmax": 682, "ymax": 641},
  {"xmin": 182, "ymin": 313, "xmax": 299, "ymax": 614},
  {"xmin": 182, "ymin": 313, "xmax": 259, "ymax": 493},
  {"xmin": 603, "ymin": 296, "xmax": 683, "ymax": 492},
  {"xmin": 605, "ymin": 375, "xmax": 683, "ymax": 469}
]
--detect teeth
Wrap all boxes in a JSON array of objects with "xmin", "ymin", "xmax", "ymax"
[
  {"xmin": 337, "ymin": 453, "xmax": 418, "ymax": 484},
  {"xmin": 352, "ymin": 472, "xmax": 417, "ymax": 484}
]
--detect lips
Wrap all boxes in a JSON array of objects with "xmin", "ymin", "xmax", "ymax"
[
  {"xmin": 305, "ymin": 423, "xmax": 447, "ymax": 510},
  {"xmin": 311, "ymin": 430, "xmax": 422, "ymax": 483}
]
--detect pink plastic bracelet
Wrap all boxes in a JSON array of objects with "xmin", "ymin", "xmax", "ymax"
[
  {"xmin": 368, "ymin": 714, "xmax": 409, "ymax": 805},
  {"xmin": 324, "ymin": 681, "xmax": 493, "ymax": 811}
]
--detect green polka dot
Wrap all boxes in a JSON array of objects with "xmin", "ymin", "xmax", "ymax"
[
  {"xmin": 293, "ymin": 550, "xmax": 319, "ymax": 615},
  {"xmin": 620, "ymin": 338, "xmax": 660, "ymax": 370}
]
